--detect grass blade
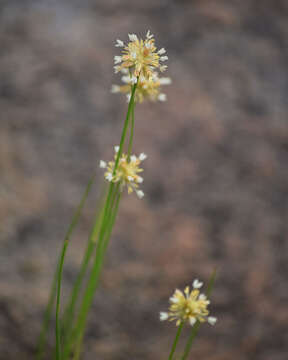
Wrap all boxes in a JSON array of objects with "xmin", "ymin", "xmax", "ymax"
[
  {"xmin": 55, "ymin": 240, "xmax": 68, "ymax": 360},
  {"xmin": 36, "ymin": 175, "xmax": 95, "ymax": 360}
]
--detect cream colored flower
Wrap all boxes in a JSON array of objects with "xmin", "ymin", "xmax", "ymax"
[
  {"xmin": 111, "ymin": 70, "xmax": 171, "ymax": 103},
  {"xmin": 100, "ymin": 146, "xmax": 146, "ymax": 198},
  {"xmin": 114, "ymin": 30, "xmax": 168, "ymax": 79},
  {"xmin": 160, "ymin": 280, "xmax": 217, "ymax": 327}
]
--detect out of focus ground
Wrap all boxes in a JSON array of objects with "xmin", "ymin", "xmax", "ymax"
[{"xmin": 0, "ymin": 1, "xmax": 288, "ymax": 359}]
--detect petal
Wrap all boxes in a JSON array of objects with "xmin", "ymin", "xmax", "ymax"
[
  {"xmin": 189, "ymin": 317, "xmax": 196, "ymax": 326},
  {"xmin": 208, "ymin": 317, "xmax": 217, "ymax": 325},
  {"xmin": 139, "ymin": 153, "xmax": 147, "ymax": 161},
  {"xmin": 159, "ymin": 312, "xmax": 169, "ymax": 321},
  {"xmin": 193, "ymin": 279, "xmax": 203, "ymax": 289},
  {"xmin": 99, "ymin": 160, "xmax": 107, "ymax": 168}
]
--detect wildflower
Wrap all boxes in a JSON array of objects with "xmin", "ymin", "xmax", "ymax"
[
  {"xmin": 114, "ymin": 30, "xmax": 168, "ymax": 79},
  {"xmin": 159, "ymin": 279, "xmax": 217, "ymax": 327},
  {"xmin": 111, "ymin": 69, "xmax": 171, "ymax": 103},
  {"xmin": 99, "ymin": 146, "xmax": 146, "ymax": 199}
]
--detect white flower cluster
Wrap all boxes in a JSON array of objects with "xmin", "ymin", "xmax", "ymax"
[
  {"xmin": 114, "ymin": 30, "xmax": 168, "ymax": 78},
  {"xmin": 100, "ymin": 146, "xmax": 147, "ymax": 199},
  {"xmin": 112, "ymin": 30, "xmax": 171, "ymax": 103},
  {"xmin": 160, "ymin": 279, "xmax": 217, "ymax": 327}
]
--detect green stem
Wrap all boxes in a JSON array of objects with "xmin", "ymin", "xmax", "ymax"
[
  {"xmin": 55, "ymin": 240, "xmax": 69, "ymax": 360},
  {"xmin": 62, "ymin": 183, "xmax": 120, "ymax": 359},
  {"xmin": 168, "ymin": 322, "xmax": 184, "ymax": 360},
  {"xmin": 127, "ymin": 93, "xmax": 135, "ymax": 158},
  {"xmin": 62, "ymin": 183, "xmax": 115, "ymax": 360},
  {"xmin": 61, "ymin": 240, "xmax": 94, "ymax": 339},
  {"xmin": 70, "ymin": 189, "xmax": 120, "ymax": 360},
  {"xmin": 181, "ymin": 321, "xmax": 200, "ymax": 360},
  {"xmin": 36, "ymin": 175, "xmax": 95, "ymax": 360},
  {"xmin": 36, "ymin": 265, "xmax": 58, "ymax": 360},
  {"xmin": 114, "ymin": 79, "xmax": 138, "ymax": 170},
  {"xmin": 61, "ymin": 189, "xmax": 108, "ymax": 341},
  {"xmin": 72, "ymin": 188, "xmax": 121, "ymax": 360},
  {"xmin": 103, "ymin": 191, "xmax": 121, "ymax": 253},
  {"xmin": 181, "ymin": 269, "xmax": 217, "ymax": 360}
]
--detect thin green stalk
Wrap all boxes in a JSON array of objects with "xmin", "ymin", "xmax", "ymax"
[
  {"xmin": 62, "ymin": 182, "xmax": 119, "ymax": 358},
  {"xmin": 103, "ymin": 191, "xmax": 121, "ymax": 253},
  {"xmin": 114, "ymin": 80, "xmax": 138, "ymax": 171},
  {"xmin": 72, "ymin": 189, "xmax": 121, "ymax": 360},
  {"xmin": 55, "ymin": 240, "xmax": 69, "ymax": 360},
  {"xmin": 61, "ymin": 187, "xmax": 109, "ymax": 340},
  {"xmin": 62, "ymin": 183, "xmax": 115, "ymax": 360},
  {"xmin": 181, "ymin": 270, "xmax": 217, "ymax": 360},
  {"xmin": 56, "ymin": 178, "xmax": 100, "ymax": 360},
  {"xmin": 168, "ymin": 322, "xmax": 184, "ymax": 360},
  {"xmin": 180, "ymin": 321, "xmax": 201, "ymax": 360},
  {"xmin": 36, "ymin": 264, "xmax": 58, "ymax": 360},
  {"xmin": 36, "ymin": 175, "xmax": 95, "ymax": 360},
  {"xmin": 98, "ymin": 184, "xmax": 121, "ymax": 255},
  {"xmin": 61, "ymin": 241, "xmax": 94, "ymax": 339},
  {"xmin": 71, "ymin": 191, "xmax": 121, "ymax": 360},
  {"xmin": 127, "ymin": 93, "xmax": 135, "ymax": 157}
]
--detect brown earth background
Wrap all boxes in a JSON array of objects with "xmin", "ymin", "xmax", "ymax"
[{"xmin": 0, "ymin": 0, "xmax": 288, "ymax": 359}]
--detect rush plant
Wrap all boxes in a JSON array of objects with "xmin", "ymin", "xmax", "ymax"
[{"xmin": 36, "ymin": 30, "xmax": 217, "ymax": 360}]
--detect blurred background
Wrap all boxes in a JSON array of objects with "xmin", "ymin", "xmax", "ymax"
[{"xmin": 0, "ymin": 0, "xmax": 288, "ymax": 359}]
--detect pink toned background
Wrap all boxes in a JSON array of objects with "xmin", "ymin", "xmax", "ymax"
[{"xmin": 0, "ymin": 1, "xmax": 288, "ymax": 359}]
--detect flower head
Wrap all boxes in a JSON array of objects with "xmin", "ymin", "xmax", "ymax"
[
  {"xmin": 114, "ymin": 30, "xmax": 168, "ymax": 79},
  {"xmin": 160, "ymin": 279, "xmax": 217, "ymax": 327},
  {"xmin": 112, "ymin": 69, "xmax": 171, "ymax": 103},
  {"xmin": 100, "ymin": 146, "xmax": 146, "ymax": 199}
]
